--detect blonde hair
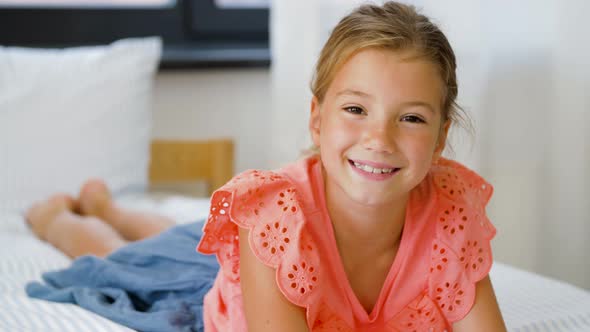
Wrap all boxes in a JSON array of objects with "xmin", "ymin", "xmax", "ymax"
[{"xmin": 310, "ymin": 1, "xmax": 471, "ymax": 134}]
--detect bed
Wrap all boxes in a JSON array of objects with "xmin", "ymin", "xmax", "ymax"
[
  {"xmin": 2, "ymin": 38, "xmax": 589, "ymax": 332},
  {"xmin": 0, "ymin": 139, "xmax": 232, "ymax": 332},
  {"xmin": 1, "ymin": 139, "xmax": 589, "ymax": 332}
]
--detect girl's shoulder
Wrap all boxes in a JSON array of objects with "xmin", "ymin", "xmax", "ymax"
[
  {"xmin": 429, "ymin": 157, "xmax": 493, "ymax": 208},
  {"xmin": 416, "ymin": 157, "xmax": 497, "ymax": 323},
  {"xmin": 197, "ymin": 157, "xmax": 321, "ymax": 304}
]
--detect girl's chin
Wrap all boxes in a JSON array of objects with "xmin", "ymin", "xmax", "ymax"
[{"xmin": 345, "ymin": 189, "xmax": 402, "ymax": 207}]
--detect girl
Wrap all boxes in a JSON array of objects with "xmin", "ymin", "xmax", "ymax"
[{"xmin": 27, "ymin": 2, "xmax": 507, "ymax": 331}]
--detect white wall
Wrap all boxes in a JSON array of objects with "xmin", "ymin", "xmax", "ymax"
[{"xmin": 151, "ymin": 68, "xmax": 271, "ymax": 173}]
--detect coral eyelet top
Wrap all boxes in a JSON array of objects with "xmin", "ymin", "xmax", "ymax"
[{"xmin": 197, "ymin": 156, "xmax": 496, "ymax": 332}]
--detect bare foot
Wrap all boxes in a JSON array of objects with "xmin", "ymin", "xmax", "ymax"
[
  {"xmin": 78, "ymin": 178, "xmax": 174, "ymax": 241},
  {"xmin": 26, "ymin": 194, "xmax": 76, "ymax": 240},
  {"xmin": 79, "ymin": 179, "xmax": 113, "ymax": 220}
]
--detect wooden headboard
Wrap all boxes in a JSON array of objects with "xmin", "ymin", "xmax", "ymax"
[{"xmin": 149, "ymin": 139, "xmax": 234, "ymax": 196}]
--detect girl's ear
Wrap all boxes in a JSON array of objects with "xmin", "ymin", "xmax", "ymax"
[
  {"xmin": 309, "ymin": 96, "xmax": 321, "ymax": 147},
  {"xmin": 433, "ymin": 120, "xmax": 451, "ymax": 164}
]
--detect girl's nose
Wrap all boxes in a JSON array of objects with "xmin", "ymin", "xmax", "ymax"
[{"xmin": 361, "ymin": 121, "xmax": 396, "ymax": 154}]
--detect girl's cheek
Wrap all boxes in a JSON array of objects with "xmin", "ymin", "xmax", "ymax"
[
  {"xmin": 405, "ymin": 133, "xmax": 439, "ymax": 162},
  {"xmin": 327, "ymin": 115, "xmax": 357, "ymax": 137}
]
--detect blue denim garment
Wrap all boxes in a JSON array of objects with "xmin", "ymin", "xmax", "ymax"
[{"xmin": 26, "ymin": 221, "xmax": 219, "ymax": 332}]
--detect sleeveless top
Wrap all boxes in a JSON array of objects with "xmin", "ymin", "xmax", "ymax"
[{"xmin": 197, "ymin": 156, "xmax": 496, "ymax": 332}]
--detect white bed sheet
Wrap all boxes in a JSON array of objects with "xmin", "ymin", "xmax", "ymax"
[
  {"xmin": 491, "ymin": 263, "xmax": 590, "ymax": 331},
  {"xmin": 0, "ymin": 193, "xmax": 209, "ymax": 332},
  {"xmin": 1, "ymin": 193, "xmax": 589, "ymax": 332}
]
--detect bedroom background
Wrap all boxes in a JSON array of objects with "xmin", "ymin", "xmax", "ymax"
[
  {"xmin": 1, "ymin": 0, "xmax": 588, "ymax": 292},
  {"xmin": 159, "ymin": 0, "xmax": 590, "ymax": 291},
  {"xmin": 156, "ymin": 0, "xmax": 590, "ymax": 290}
]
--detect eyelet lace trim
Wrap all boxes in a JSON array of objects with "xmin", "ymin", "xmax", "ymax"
[
  {"xmin": 428, "ymin": 158, "xmax": 496, "ymax": 322},
  {"xmin": 312, "ymin": 304, "xmax": 355, "ymax": 332},
  {"xmin": 312, "ymin": 292, "xmax": 450, "ymax": 332},
  {"xmin": 386, "ymin": 292, "xmax": 449, "ymax": 332},
  {"xmin": 197, "ymin": 169, "xmax": 320, "ymax": 307}
]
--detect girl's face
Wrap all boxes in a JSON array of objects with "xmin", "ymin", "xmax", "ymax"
[{"xmin": 310, "ymin": 48, "xmax": 449, "ymax": 207}]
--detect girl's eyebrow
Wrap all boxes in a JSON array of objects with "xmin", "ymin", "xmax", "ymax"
[
  {"xmin": 400, "ymin": 101, "xmax": 436, "ymax": 114},
  {"xmin": 336, "ymin": 89, "xmax": 373, "ymax": 99},
  {"xmin": 336, "ymin": 89, "xmax": 436, "ymax": 114}
]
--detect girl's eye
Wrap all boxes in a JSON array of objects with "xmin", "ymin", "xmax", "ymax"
[
  {"xmin": 401, "ymin": 115, "xmax": 426, "ymax": 124},
  {"xmin": 344, "ymin": 106, "xmax": 365, "ymax": 115}
]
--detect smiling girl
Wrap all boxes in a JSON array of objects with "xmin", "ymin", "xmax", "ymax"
[{"xmin": 198, "ymin": 2, "xmax": 507, "ymax": 331}]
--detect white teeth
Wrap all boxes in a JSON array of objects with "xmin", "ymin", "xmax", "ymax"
[{"xmin": 352, "ymin": 161, "xmax": 395, "ymax": 174}]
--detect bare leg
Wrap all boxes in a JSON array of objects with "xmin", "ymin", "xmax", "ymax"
[
  {"xmin": 26, "ymin": 194, "xmax": 127, "ymax": 258},
  {"xmin": 79, "ymin": 179, "xmax": 175, "ymax": 241}
]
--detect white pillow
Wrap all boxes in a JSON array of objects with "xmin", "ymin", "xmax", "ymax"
[{"xmin": 0, "ymin": 37, "xmax": 162, "ymax": 215}]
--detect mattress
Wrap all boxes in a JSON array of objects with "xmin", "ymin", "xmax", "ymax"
[
  {"xmin": 1, "ymin": 193, "xmax": 589, "ymax": 331},
  {"xmin": 0, "ymin": 193, "xmax": 209, "ymax": 332},
  {"xmin": 491, "ymin": 263, "xmax": 590, "ymax": 331}
]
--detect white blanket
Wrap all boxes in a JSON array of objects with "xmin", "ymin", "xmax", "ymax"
[{"xmin": 1, "ymin": 194, "xmax": 589, "ymax": 331}]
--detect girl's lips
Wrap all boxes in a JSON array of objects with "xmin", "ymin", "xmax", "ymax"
[
  {"xmin": 348, "ymin": 159, "xmax": 400, "ymax": 181},
  {"xmin": 348, "ymin": 158, "xmax": 396, "ymax": 169}
]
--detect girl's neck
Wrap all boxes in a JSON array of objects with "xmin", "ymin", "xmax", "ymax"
[{"xmin": 324, "ymin": 180, "xmax": 408, "ymax": 259}]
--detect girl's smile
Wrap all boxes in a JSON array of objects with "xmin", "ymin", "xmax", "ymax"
[{"xmin": 348, "ymin": 159, "xmax": 401, "ymax": 181}]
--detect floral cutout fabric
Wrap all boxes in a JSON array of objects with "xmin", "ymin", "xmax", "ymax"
[
  {"xmin": 197, "ymin": 157, "xmax": 495, "ymax": 332},
  {"xmin": 428, "ymin": 159, "xmax": 496, "ymax": 323},
  {"xmin": 387, "ymin": 292, "xmax": 448, "ymax": 332},
  {"xmin": 197, "ymin": 169, "xmax": 321, "ymax": 309},
  {"xmin": 312, "ymin": 304, "xmax": 356, "ymax": 332}
]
